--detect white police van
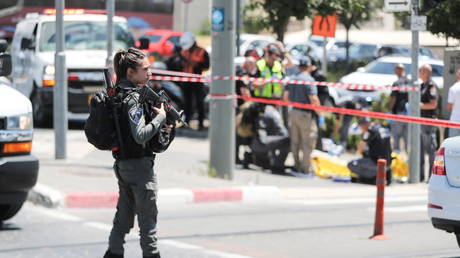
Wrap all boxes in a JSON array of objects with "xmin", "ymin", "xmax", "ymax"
[
  {"xmin": 11, "ymin": 9, "xmax": 135, "ymax": 125},
  {"xmin": 0, "ymin": 39, "xmax": 39, "ymax": 221}
]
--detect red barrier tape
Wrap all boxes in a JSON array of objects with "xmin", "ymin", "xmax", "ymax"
[
  {"xmin": 149, "ymin": 69, "xmax": 418, "ymax": 92},
  {"xmin": 208, "ymin": 94, "xmax": 460, "ymax": 129}
]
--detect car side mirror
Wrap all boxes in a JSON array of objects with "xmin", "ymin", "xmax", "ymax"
[
  {"xmin": 20, "ymin": 38, "xmax": 33, "ymax": 50},
  {"xmin": 0, "ymin": 53, "xmax": 12, "ymax": 77},
  {"xmin": 138, "ymin": 37, "xmax": 150, "ymax": 50},
  {"xmin": 357, "ymin": 67, "xmax": 365, "ymax": 73}
]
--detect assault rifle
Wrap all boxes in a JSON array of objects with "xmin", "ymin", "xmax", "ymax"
[
  {"xmin": 102, "ymin": 68, "xmax": 125, "ymax": 157},
  {"xmin": 138, "ymin": 83, "xmax": 189, "ymax": 128}
]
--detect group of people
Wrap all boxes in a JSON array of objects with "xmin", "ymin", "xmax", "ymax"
[
  {"xmin": 234, "ymin": 41, "xmax": 327, "ymax": 176},
  {"xmin": 234, "ymin": 40, "xmax": 448, "ymax": 185}
]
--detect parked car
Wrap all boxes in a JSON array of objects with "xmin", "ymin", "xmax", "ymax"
[
  {"xmin": 328, "ymin": 43, "xmax": 378, "ymax": 64},
  {"xmin": 234, "ymin": 33, "xmax": 275, "ymax": 57},
  {"xmin": 331, "ymin": 56, "xmax": 444, "ymax": 105},
  {"xmin": 0, "ymin": 39, "xmax": 39, "ymax": 221},
  {"xmin": 428, "ymin": 137, "xmax": 460, "ymax": 247},
  {"xmin": 375, "ymin": 45, "xmax": 437, "ymax": 59},
  {"xmin": 137, "ymin": 29, "xmax": 183, "ymax": 58},
  {"xmin": 285, "ymin": 41, "xmax": 322, "ymax": 63}
]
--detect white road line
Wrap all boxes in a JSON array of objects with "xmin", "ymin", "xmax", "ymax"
[
  {"xmin": 31, "ymin": 205, "xmax": 251, "ymax": 258},
  {"xmin": 286, "ymin": 195, "xmax": 426, "ymax": 206},
  {"xmin": 368, "ymin": 205, "xmax": 427, "ymax": 213}
]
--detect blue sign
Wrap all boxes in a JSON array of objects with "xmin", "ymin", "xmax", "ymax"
[{"xmin": 212, "ymin": 8, "xmax": 224, "ymax": 32}]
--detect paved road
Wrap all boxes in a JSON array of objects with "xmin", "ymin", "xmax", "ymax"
[{"xmin": 2, "ymin": 194, "xmax": 460, "ymax": 258}]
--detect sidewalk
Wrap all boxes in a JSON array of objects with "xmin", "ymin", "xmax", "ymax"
[{"xmin": 28, "ymin": 128, "xmax": 428, "ymax": 208}]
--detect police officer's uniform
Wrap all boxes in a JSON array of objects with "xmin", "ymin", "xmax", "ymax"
[
  {"xmin": 420, "ymin": 79, "xmax": 438, "ymax": 182},
  {"xmin": 106, "ymin": 79, "xmax": 172, "ymax": 258}
]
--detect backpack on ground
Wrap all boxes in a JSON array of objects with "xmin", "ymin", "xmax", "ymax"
[{"xmin": 84, "ymin": 91, "xmax": 118, "ymax": 150}]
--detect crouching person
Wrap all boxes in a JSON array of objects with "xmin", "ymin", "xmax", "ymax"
[
  {"xmin": 104, "ymin": 48, "xmax": 175, "ymax": 258},
  {"xmin": 347, "ymin": 118, "xmax": 392, "ymax": 185},
  {"xmin": 250, "ymin": 103, "xmax": 290, "ymax": 174}
]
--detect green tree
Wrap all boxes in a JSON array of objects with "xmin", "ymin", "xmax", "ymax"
[
  {"xmin": 246, "ymin": 0, "xmax": 316, "ymax": 42},
  {"xmin": 424, "ymin": 1, "xmax": 460, "ymax": 41},
  {"xmin": 338, "ymin": 0, "xmax": 382, "ymax": 64}
]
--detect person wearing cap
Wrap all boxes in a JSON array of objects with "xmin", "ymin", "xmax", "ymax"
[
  {"xmin": 348, "ymin": 118, "xmax": 392, "ymax": 185},
  {"xmin": 419, "ymin": 64, "xmax": 438, "ymax": 182},
  {"xmin": 252, "ymin": 43, "xmax": 285, "ymax": 99},
  {"xmin": 447, "ymin": 69, "xmax": 460, "ymax": 137},
  {"xmin": 389, "ymin": 63, "xmax": 410, "ymax": 153},
  {"xmin": 179, "ymin": 31, "xmax": 210, "ymax": 130},
  {"xmin": 283, "ymin": 55, "xmax": 320, "ymax": 174}
]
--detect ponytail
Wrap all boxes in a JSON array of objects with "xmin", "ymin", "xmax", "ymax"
[{"xmin": 113, "ymin": 47, "xmax": 146, "ymax": 83}]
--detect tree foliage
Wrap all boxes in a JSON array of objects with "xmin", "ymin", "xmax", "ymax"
[
  {"xmin": 245, "ymin": 0, "xmax": 316, "ymax": 42},
  {"xmin": 425, "ymin": 0, "xmax": 460, "ymax": 40}
]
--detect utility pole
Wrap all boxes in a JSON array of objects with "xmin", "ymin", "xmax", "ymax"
[
  {"xmin": 106, "ymin": 0, "xmax": 114, "ymax": 68},
  {"xmin": 54, "ymin": 0, "xmax": 67, "ymax": 159},
  {"xmin": 408, "ymin": 0, "xmax": 421, "ymax": 183},
  {"xmin": 236, "ymin": 0, "xmax": 241, "ymax": 56},
  {"xmin": 210, "ymin": 0, "xmax": 235, "ymax": 179}
]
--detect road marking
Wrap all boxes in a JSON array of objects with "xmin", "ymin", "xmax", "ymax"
[
  {"xmin": 368, "ymin": 205, "xmax": 427, "ymax": 213},
  {"xmin": 286, "ymin": 195, "xmax": 426, "ymax": 206},
  {"xmin": 31, "ymin": 205, "xmax": 251, "ymax": 258}
]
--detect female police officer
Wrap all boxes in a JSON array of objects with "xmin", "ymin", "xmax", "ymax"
[{"xmin": 104, "ymin": 48, "xmax": 173, "ymax": 258}]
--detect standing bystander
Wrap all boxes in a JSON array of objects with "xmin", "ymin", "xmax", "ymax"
[
  {"xmin": 447, "ymin": 69, "xmax": 460, "ymax": 137},
  {"xmin": 179, "ymin": 31, "xmax": 210, "ymax": 130},
  {"xmin": 389, "ymin": 63, "xmax": 410, "ymax": 153},
  {"xmin": 419, "ymin": 64, "xmax": 438, "ymax": 182},
  {"xmin": 283, "ymin": 56, "xmax": 320, "ymax": 174}
]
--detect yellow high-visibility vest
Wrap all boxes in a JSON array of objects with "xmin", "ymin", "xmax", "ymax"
[{"xmin": 254, "ymin": 59, "xmax": 283, "ymax": 98}]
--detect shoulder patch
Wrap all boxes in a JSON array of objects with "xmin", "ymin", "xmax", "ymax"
[
  {"xmin": 430, "ymin": 87, "xmax": 437, "ymax": 97},
  {"xmin": 129, "ymin": 106, "xmax": 143, "ymax": 125}
]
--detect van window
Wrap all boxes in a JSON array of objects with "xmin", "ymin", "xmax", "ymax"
[{"xmin": 39, "ymin": 21, "xmax": 134, "ymax": 51}]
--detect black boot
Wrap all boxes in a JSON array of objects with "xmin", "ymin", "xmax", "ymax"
[
  {"xmin": 103, "ymin": 250, "xmax": 123, "ymax": 258},
  {"xmin": 144, "ymin": 252, "xmax": 161, "ymax": 258}
]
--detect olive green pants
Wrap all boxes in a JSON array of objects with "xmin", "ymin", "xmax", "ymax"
[{"xmin": 108, "ymin": 156, "xmax": 159, "ymax": 257}]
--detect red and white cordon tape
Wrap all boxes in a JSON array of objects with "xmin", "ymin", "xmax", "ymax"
[
  {"xmin": 149, "ymin": 69, "xmax": 418, "ymax": 92},
  {"xmin": 150, "ymin": 69, "xmax": 459, "ymax": 129},
  {"xmin": 233, "ymin": 95, "xmax": 460, "ymax": 129}
]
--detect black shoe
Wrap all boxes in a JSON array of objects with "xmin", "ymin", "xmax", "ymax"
[
  {"xmin": 103, "ymin": 250, "xmax": 123, "ymax": 258},
  {"xmin": 144, "ymin": 252, "xmax": 161, "ymax": 258}
]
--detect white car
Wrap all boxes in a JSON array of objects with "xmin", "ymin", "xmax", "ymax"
[
  {"xmin": 237, "ymin": 33, "xmax": 275, "ymax": 57},
  {"xmin": 333, "ymin": 56, "xmax": 444, "ymax": 105},
  {"xmin": 428, "ymin": 137, "xmax": 460, "ymax": 247}
]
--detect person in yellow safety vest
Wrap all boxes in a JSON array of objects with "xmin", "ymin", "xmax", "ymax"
[{"xmin": 253, "ymin": 44, "xmax": 284, "ymax": 99}]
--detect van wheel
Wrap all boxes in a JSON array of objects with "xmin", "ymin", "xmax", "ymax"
[
  {"xmin": 31, "ymin": 90, "xmax": 50, "ymax": 127},
  {"xmin": 0, "ymin": 203, "xmax": 24, "ymax": 221}
]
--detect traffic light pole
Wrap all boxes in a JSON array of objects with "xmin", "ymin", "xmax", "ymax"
[
  {"xmin": 210, "ymin": 0, "xmax": 235, "ymax": 179},
  {"xmin": 408, "ymin": 0, "xmax": 421, "ymax": 183}
]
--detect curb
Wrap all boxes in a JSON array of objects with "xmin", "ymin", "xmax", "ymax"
[{"xmin": 28, "ymin": 185, "xmax": 280, "ymax": 208}]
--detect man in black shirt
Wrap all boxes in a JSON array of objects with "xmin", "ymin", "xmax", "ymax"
[
  {"xmin": 389, "ymin": 64, "xmax": 410, "ymax": 153},
  {"xmin": 419, "ymin": 64, "xmax": 438, "ymax": 182}
]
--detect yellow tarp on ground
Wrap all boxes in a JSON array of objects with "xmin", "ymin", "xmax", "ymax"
[{"xmin": 310, "ymin": 150, "xmax": 408, "ymax": 180}]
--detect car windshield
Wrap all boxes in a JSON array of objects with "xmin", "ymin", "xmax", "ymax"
[
  {"xmin": 144, "ymin": 35, "xmax": 162, "ymax": 43},
  {"xmin": 39, "ymin": 21, "xmax": 135, "ymax": 51},
  {"xmin": 365, "ymin": 61, "xmax": 443, "ymax": 77}
]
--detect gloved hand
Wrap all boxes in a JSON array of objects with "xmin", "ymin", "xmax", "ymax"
[{"xmin": 318, "ymin": 115, "xmax": 326, "ymax": 129}]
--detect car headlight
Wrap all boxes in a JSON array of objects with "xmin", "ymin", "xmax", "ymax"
[
  {"xmin": 7, "ymin": 113, "xmax": 33, "ymax": 130},
  {"xmin": 44, "ymin": 65, "xmax": 55, "ymax": 75}
]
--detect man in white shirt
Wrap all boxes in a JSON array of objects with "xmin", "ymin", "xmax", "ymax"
[{"xmin": 447, "ymin": 69, "xmax": 460, "ymax": 137}]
